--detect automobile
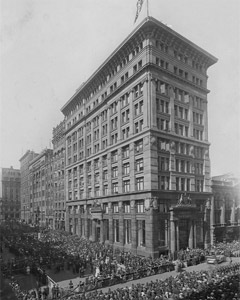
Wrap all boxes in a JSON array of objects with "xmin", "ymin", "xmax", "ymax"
[{"xmin": 206, "ymin": 254, "xmax": 226, "ymax": 264}]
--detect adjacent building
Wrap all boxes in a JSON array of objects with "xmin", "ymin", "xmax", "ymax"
[
  {"xmin": 52, "ymin": 120, "xmax": 66, "ymax": 230},
  {"xmin": 61, "ymin": 16, "xmax": 217, "ymax": 257},
  {"xmin": 28, "ymin": 149, "xmax": 53, "ymax": 227},
  {"xmin": 20, "ymin": 150, "xmax": 39, "ymax": 223},
  {"xmin": 0, "ymin": 167, "xmax": 21, "ymax": 222},
  {"xmin": 211, "ymin": 173, "xmax": 240, "ymax": 243}
]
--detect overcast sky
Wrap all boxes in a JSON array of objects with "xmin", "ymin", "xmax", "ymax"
[{"xmin": 1, "ymin": 0, "xmax": 240, "ymax": 176}]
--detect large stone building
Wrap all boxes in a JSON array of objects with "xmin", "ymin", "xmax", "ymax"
[
  {"xmin": 211, "ymin": 173, "xmax": 240, "ymax": 243},
  {"xmin": 28, "ymin": 149, "xmax": 53, "ymax": 227},
  {"xmin": 0, "ymin": 167, "xmax": 21, "ymax": 222},
  {"xmin": 61, "ymin": 16, "xmax": 217, "ymax": 257},
  {"xmin": 52, "ymin": 120, "xmax": 66, "ymax": 230},
  {"xmin": 20, "ymin": 150, "xmax": 39, "ymax": 222}
]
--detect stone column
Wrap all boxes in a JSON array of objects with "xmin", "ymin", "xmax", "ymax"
[
  {"xmin": 145, "ymin": 200, "xmax": 159, "ymax": 258},
  {"xmin": 189, "ymin": 220, "xmax": 194, "ymax": 249},
  {"xmin": 193, "ymin": 221, "xmax": 197, "ymax": 248},
  {"xmin": 65, "ymin": 206, "xmax": 70, "ymax": 233},
  {"xmin": 100, "ymin": 220, "xmax": 104, "ymax": 243},
  {"xmin": 231, "ymin": 199, "xmax": 236, "ymax": 223},
  {"xmin": 131, "ymin": 200, "xmax": 137, "ymax": 254},
  {"xmin": 176, "ymin": 221, "xmax": 179, "ymax": 251},
  {"xmin": 119, "ymin": 201, "xmax": 124, "ymax": 248},
  {"xmin": 108, "ymin": 204, "xmax": 113, "ymax": 244},
  {"xmin": 92, "ymin": 219, "xmax": 96, "ymax": 242},
  {"xmin": 220, "ymin": 198, "xmax": 226, "ymax": 224},
  {"xmin": 170, "ymin": 211, "xmax": 176, "ymax": 254},
  {"xmin": 84, "ymin": 205, "xmax": 89, "ymax": 238}
]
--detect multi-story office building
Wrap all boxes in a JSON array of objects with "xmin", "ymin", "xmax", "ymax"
[
  {"xmin": 211, "ymin": 173, "xmax": 240, "ymax": 243},
  {"xmin": 52, "ymin": 120, "xmax": 66, "ymax": 230},
  {"xmin": 20, "ymin": 150, "xmax": 39, "ymax": 223},
  {"xmin": 0, "ymin": 167, "xmax": 21, "ymax": 222},
  {"xmin": 29, "ymin": 149, "xmax": 53, "ymax": 227},
  {"xmin": 61, "ymin": 17, "xmax": 217, "ymax": 257}
]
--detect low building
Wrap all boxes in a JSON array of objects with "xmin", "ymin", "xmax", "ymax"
[
  {"xmin": 52, "ymin": 120, "xmax": 66, "ymax": 230},
  {"xmin": 0, "ymin": 167, "xmax": 21, "ymax": 222},
  {"xmin": 28, "ymin": 149, "xmax": 53, "ymax": 227},
  {"xmin": 20, "ymin": 150, "xmax": 39, "ymax": 223},
  {"xmin": 211, "ymin": 173, "xmax": 240, "ymax": 243}
]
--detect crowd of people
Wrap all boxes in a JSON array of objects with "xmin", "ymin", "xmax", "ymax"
[{"xmin": 1, "ymin": 222, "xmax": 240, "ymax": 300}]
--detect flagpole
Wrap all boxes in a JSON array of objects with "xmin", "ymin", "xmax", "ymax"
[{"xmin": 146, "ymin": 0, "xmax": 149, "ymax": 17}]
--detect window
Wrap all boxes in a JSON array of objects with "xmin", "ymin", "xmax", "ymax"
[
  {"xmin": 136, "ymin": 177, "xmax": 144, "ymax": 191},
  {"xmin": 136, "ymin": 158, "xmax": 144, "ymax": 172},
  {"xmin": 135, "ymin": 139, "xmax": 143, "ymax": 153},
  {"xmin": 195, "ymin": 179, "xmax": 204, "ymax": 192},
  {"xmin": 123, "ymin": 163, "xmax": 130, "ymax": 176},
  {"xmin": 135, "ymin": 119, "xmax": 143, "ymax": 133},
  {"xmin": 159, "ymin": 157, "xmax": 169, "ymax": 171},
  {"xmin": 95, "ymin": 173, "xmax": 100, "ymax": 183},
  {"xmin": 94, "ymin": 159, "xmax": 99, "ymax": 169},
  {"xmin": 103, "ymin": 170, "xmax": 108, "ymax": 181},
  {"xmin": 113, "ymin": 203, "xmax": 119, "ymax": 213},
  {"xmin": 112, "ymin": 182, "xmax": 118, "ymax": 194},
  {"xmin": 102, "ymin": 155, "xmax": 107, "ymax": 167},
  {"xmin": 124, "ymin": 201, "xmax": 131, "ymax": 213},
  {"xmin": 112, "ymin": 151, "xmax": 118, "ymax": 162},
  {"xmin": 136, "ymin": 200, "xmax": 144, "ymax": 213},
  {"xmin": 103, "ymin": 203, "xmax": 109, "ymax": 213},
  {"xmin": 95, "ymin": 187, "xmax": 100, "ymax": 197},
  {"xmin": 103, "ymin": 185, "xmax": 108, "ymax": 196},
  {"xmin": 159, "ymin": 176, "xmax": 170, "ymax": 190},
  {"xmin": 112, "ymin": 166, "xmax": 118, "ymax": 178},
  {"xmin": 87, "ymin": 162, "xmax": 91, "ymax": 172},
  {"xmin": 122, "ymin": 127, "xmax": 130, "ymax": 140},
  {"xmin": 122, "ymin": 146, "xmax": 130, "ymax": 159},
  {"xmin": 123, "ymin": 180, "xmax": 130, "ymax": 193}
]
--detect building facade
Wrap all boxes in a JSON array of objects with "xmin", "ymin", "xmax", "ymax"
[
  {"xmin": 61, "ymin": 17, "xmax": 217, "ymax": 257},
  {"xmin": 20, "ymin": 150, "xmax": 39, "ymax": 223},
  {"xmin": 28, "ymin": 149, "xmax": 53, "ymax": 228},
  {"xmin": 211, "ymin": 174, "xmax": 240, "ymax": 243},
  {"xmin": 0, "ymin": 167, "xmax": 21, "ymax": 222},
  {"xmin": 52, "ymin": 120, "xmax": 66, "ymax": 230}
]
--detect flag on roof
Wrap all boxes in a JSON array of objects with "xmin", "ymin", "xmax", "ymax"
[{"xmin": 134, "ymin": 0, "xmax": 144, "ymax": 23}]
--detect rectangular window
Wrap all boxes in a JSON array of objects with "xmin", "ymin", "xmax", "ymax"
[
  {"xmin": 160, "ymin": 176, "xmax": 170, "ymax": 190},
  {"xmin": 123, "ymin": 163, "xmax": 130, "ymax": 175},
  {"xmin": 136, "ymin": 200, "xmax": 144, "ymax": 213},
  {"xmin": 103, "ymin": 185, "xmax": 108, "ymax": 196},
  {"xmin": 113, "ymin": 203, "xmax": 119, "ymax": 213},
  {"xmin": 123, "ymin": 180, "xmax": 130, "ymax": 193},
  {"xmin": 112, "ymin": 166, "xmax": 118, "ymax": 178},
  {"xmin": 112, "ymin": 151, "xmax": 118, "ymax": 163},
  {"xmin": 112, "ymin": 182, "xmax": 118, "ymax": 194},
  {"xmin": 136, "ymin": 158, "xmax": 144, "ymax": 172},
  {"xmin": 122, "ymin": 146, "xmax": 130, "ymax": 159},
  {"xmin": 124, "ymin": 201, "xmax": 131, "ymax": 213},
  {"xmin": 136, "ymin": 177, "xmax": 144, "ymax": 191},
  {"xmin": 135, "ymin": 139, "xmax": 143, "ymax": 153}
]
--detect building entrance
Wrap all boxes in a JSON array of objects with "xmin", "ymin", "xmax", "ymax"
[{"xmin": 179, "ymin": 219, "xmax": 190, "ymax": 250}]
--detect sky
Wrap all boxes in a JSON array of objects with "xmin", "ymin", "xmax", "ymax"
[{"xmin": 1, "ymin": 0, "xmax": 240, "ymax": 177}]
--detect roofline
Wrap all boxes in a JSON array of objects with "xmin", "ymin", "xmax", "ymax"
[{"xmin": 61, "ymin": 16, "xmax": 218, "ymax": 113}]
